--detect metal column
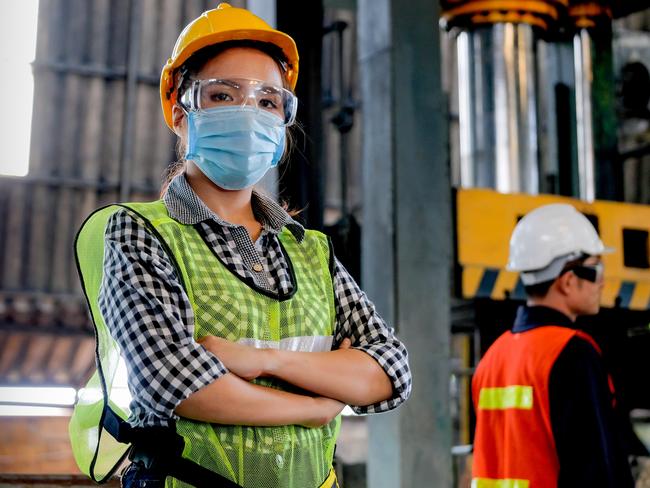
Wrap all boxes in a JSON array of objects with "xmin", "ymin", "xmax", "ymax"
[
  {"xmin": 574, "ymin": 29, "xmax": 597, "ymax": 201},
  {"xmin": 358, "ymin": 0, "xmax": 452, "ymax": 486},
  {"xmin": 569, "ymin": 3, "xmax": 622, "ymax": 201},
  {"xmin": 456, "ymin": 23, "xmax": 539, "ymax": 194}
]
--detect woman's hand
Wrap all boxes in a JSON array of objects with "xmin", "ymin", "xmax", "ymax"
[
  {"xmin": 198, "ymin": 336, "xmax": 270, "ymax": 381},
  {"xmin": 261, "ymin": 335, "xmax": 394, "ymax": 406},
  {"xmin": 199, "ymin": 336, "xmax": 354, "ymax": 382},
  {"xmin": 299, "ymin": 396, "xmax": 346, "ymax": 428},
  {"xmin": 338, "ymin": 338, "xmax": 352, "ymax": 350}
]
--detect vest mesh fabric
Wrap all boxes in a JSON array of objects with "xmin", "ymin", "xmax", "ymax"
[
  {"xmin": 72, "ymin": 201, "xmax": 340, "ymax": 488},
  {"xmin": 70, "ymin": 205, "xmax": 136, "ymax": 482}
]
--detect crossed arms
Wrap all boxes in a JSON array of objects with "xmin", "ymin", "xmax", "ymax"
[
  {"xmin": 100, "ymin": 209, "xmax": 411, "ymax": 429},
  {"xmin": 176, "ymin": 336, "xmax": 394, "ymax": 427}
]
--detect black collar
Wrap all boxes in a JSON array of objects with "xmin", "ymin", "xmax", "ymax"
[{"xmin": 512, "ymin": 305, "xmax": 576, "ymax": 333}]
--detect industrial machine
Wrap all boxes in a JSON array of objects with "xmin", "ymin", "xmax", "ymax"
[{"xmin": 439, "ymin": 0, "xmax": 650, "ymax": 476}]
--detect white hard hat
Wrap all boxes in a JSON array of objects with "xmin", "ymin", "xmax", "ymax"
[{"xmin": 507, "ymin": 204, "xmax": 612, "ymax": 284}]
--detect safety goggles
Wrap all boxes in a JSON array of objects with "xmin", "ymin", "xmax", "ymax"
[
  {"xmin": 178, "ymin": 78, "xmax": 298, "ymax": 126},
  {"xmin": 562, "ymin": 262, "xmax": 604, "ymax": 283}
]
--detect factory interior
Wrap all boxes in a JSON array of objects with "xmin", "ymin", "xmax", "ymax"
[{"xmin": 0, "ymin": 0, "xmax": 649, "ymax": 486}]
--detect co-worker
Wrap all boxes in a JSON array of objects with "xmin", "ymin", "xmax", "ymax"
[
  {"xmin": 471, "ymin": 204, "xmax": 634, "ymax": 488},
  {"xmin": 72, "ymin": 4, "xmax": 411, "ymax": 487}
]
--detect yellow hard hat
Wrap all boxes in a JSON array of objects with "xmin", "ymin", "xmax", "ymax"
[{"xmin": 160, "ymin": 3, "xmax": 299, "ymax": 130}]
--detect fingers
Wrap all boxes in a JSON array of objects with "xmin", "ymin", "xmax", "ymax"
[
  {"xmin": 339, "ymin": 338, "xmax": 352, "ymax": 350},
  {"xmin": 197, "ymin": 335, "xmax": 221, "ymax": 349}
]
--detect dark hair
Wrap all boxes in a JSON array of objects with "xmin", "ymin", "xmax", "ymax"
[
  {"xmin": 161, "ymin": 40, "xmax": 296, "ymax": 196},
  {"xmin": 523, "ymin": 280, "xmax": 555, "ymax": 298},
  {"xmin": 523, "ymin": 255, "xmax": 590, "ymax": 298}
]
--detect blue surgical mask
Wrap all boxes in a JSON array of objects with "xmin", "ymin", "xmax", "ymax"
[{"xmin": 185, "ymin": 106, "xmax": 286, "ymax": 190}]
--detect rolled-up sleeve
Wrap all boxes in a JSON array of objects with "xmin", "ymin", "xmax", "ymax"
[
  {"xmin": 332, "ymin": 258, "xmax": 412, "ymax": 414},
  {"xmin": 98, "ymin": 209, "xmax": 228, "ymax": 427}
]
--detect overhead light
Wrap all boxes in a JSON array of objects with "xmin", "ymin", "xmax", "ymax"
[
  {"xmin": 0, "ymin": 386, "xmax": 77, "ymax": 407},
  {"xmin": 0, "ymin": 405, "xmax": 72, "ymax": 417}
]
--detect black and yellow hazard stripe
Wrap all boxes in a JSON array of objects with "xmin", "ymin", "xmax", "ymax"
[
  {"xmin": 457, "ymin": 189, "xmax": 650, "ymax": 311},
  {"xmin": 462, "ymin": 266, "xmax": 650, "ymax": 310}
]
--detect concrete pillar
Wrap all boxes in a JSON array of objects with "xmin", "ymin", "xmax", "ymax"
[{"xmin": 358, "ymin": 0, "xmax": 452, "ymax": 486}]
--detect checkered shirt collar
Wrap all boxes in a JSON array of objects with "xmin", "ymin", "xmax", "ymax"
[{"xmin": 163, "ymin": 174, "xmax": 305, "ymax": 242}]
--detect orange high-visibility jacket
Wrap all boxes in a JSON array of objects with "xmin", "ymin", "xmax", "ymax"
[{"xmin": 471, "ymin": 326, "xmax": 612, "ymax": 488}]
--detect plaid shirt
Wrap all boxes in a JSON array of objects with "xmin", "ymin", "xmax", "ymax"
[{"xmin": 98, "ymin": 174, "xmax": 411, "ymax": 427}]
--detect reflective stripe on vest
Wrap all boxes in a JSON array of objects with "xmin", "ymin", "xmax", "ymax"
[
  {"xmin": 478, "ymin": 385, "xmax": 534, "ymax": 410},
  {"xmin": 238, "ymin": 335, "xmax": 334, "ymax": 352},
  {"xmin": 471, "ymin": 478, "xmax": 530, "ymax": 488}
]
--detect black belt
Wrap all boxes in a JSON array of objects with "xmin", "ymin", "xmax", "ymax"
[{"xmin": 104, "ymin": 407, "xmax": 242, "ymax": 488}]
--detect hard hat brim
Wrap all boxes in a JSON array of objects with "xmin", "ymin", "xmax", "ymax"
[{"xmin": 601, "ymin": 246, "xmax": 615, "ymax": 255}]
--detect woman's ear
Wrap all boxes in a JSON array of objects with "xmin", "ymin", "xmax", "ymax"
[{"xmin": 172, "ymin": 105, "xmax": 186, "ymax": 136}]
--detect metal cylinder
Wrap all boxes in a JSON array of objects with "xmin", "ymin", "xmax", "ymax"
[
  {"xmin": 568, "ymin": 1, "xmax": 616, "ymax": 201},
  {"xmin": 573, "ymin": 28, "xmax": 596, "ymax": 202},
  {"xmin": 456, "ymin": 23, "xmax": 539, "ymax": 193}
]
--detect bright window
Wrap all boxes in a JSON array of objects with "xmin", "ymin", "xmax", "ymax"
[
  {"xmin": 0, "ymin": 386, "xmax": 76, "ymax": 416},
  {"xmin": 0, "ymin": 1, "xmax": 39, "ymax": 176}
]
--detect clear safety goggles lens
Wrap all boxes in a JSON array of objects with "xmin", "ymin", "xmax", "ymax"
[{"xmin": 179, "ymin": 78, "xmax": 297, "ymax": 126}]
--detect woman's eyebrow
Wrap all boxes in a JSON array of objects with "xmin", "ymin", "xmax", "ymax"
[
  {"xmin": 259, "ymin": 84, "xmax": 282, "ymax": 94},
  {"xmin": 217, "ymin": 79, "xmax": 240, "ymax": 88}
]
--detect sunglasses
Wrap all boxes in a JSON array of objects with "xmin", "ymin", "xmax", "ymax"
[{"xmin": 561, "ymin": 262, "xmax": 604, "ymax": 283}]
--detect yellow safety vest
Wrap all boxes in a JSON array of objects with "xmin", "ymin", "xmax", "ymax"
[{"xmin": 69, "ymin": 201, "xmax": 341, "ymax": 487}]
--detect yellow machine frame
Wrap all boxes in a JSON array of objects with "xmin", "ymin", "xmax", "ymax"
[{"xmin": 457, "ymin": 189, "xmax": 650, "ymax": 310}]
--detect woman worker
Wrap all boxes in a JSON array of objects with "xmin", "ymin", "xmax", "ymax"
[{"xmin": 74, "ymin": 4, "xmax": 411, "ymax": 487}]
